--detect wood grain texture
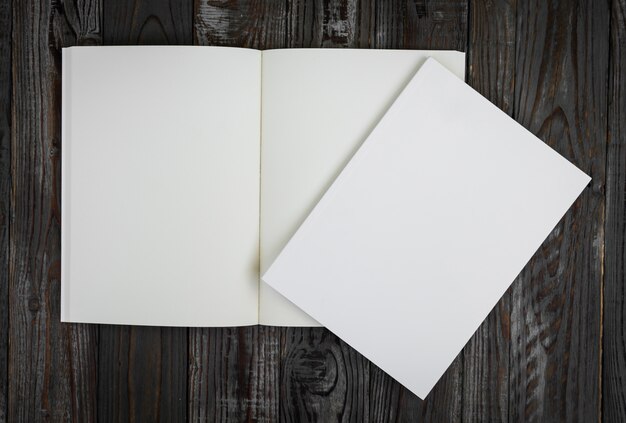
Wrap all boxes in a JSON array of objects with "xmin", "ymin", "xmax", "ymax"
[
  {"xmin": 188, "ymin": 326, "xmax": 280, "ymax": 422},
  {"xmin": 603, "ymin": 0, "xmax": 626, "ymax": 421},
  {"xmin": 0, "ymin": 0, "xmax": 10, "ymax": 420},
  {"xmin": 370, "ymin": 364, "xmax": 420, "ymax": 423},
  {"xmin": 286, "ymin": 0, "xmax": 359, "ymax": 47},
  {"xmin": 103, "ymin": 0, "xmax": 192, "ymax": 44},
  {"xmin": 280, "ymin": 328, "xmax": 369, "ymax": 422},
  {"xmin": 509, "ymin": 1, "xmax": 609, "ymax": 421},
  {"xmin": 8, "ymin": 0, "xmax": 100, "ymax": 421},
  {"xmin": 194, "ymin": 0, "xmax": 288, "ymax": 48},
  {"xmin": 97, "ymin": 1, "xmax": 192, "ymax": 422},
  {"xmin": 372, "ymin": 0, "xmax": 467, "ymax": 50},
  {"xmin": 370, "ymin": 356, "xmax": 463, "ymax": 423},
  {"xmin": 98, "ymin": 326, "xmax": 187, "ymax": 422},
  {"xmin": 461, "ymin": 1, "xmax": 516, "ymax": 421}
]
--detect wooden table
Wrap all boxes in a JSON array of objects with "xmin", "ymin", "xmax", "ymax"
[{"xmin": 2, "ymin": 0, "xmax": 624, "ymax": 421}]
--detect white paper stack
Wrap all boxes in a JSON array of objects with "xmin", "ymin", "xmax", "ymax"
[{"xmin": 262, "ymin": 58, "xmax": 590, "ymax": 399}]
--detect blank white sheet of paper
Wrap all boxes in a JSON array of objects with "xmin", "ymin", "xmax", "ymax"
[
  {"xmin": 262, "ymin": 58, "xmax": 591, "ymax": 398},
  {"xmin": 259, "ymin": 49, "xmax": 465, "ymax": 326},
  {"xmin": 62, "ymin": 46, "xmax": 261, "ymax": 326}
]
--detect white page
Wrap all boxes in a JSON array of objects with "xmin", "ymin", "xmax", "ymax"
[
  {"xmin": 62, "ymin": 46, "xmax": 261, "ymax": 326},
  {"xmin": 259, "ymin": 49, "xmax": 465, "ymax": 326},
  {"xmin": 262, "ymin": 58, "xmax": 591, "ymax": 397}
]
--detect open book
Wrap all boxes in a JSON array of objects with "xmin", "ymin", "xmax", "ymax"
[{"xmin": 61, "ymin": 46, "xmax": 465, "ymax": 326}]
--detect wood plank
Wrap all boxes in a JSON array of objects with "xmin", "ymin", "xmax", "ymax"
[
  {"xmin": 0, "ymin": 0, "xmax": 11, "ymax": 419},
  {"xmin": 508, "ymin": 1, "xmax": 609, "ymax": 421},
  {"xmin": 461, "ymin": 1, "xmax": 517, "ymax": 421},
  {"xmin": 190, "ymin": 3, "xmax": 288, "ymax": 421},
  {"xmin": 97, "ymin": 2, "xmax": 192, "ymax": 422},
  {"xmin": 104, "ymin": 0, "xmax": 192, "ymax": 44},
  {"xmin": 373, "ymin": 0, "xmax": 467, "ymax": 50},
  {"xmin": 286, "ymin": 0, "xmax": 359, "ymax": 47},
  {"xmin": 98, "ymin": 326, "xmax": 187, "ymax": 422},
  {"xmin": 194, "ymin": 0, "xmax": 288, "ymax": 48},
  {"xmin": 280, "ymin": 328, "xmax": 369, "ymax": 422},
  {"xmin": 370, "ymin": 356, "xmax": 463, "ymax": 423},
  {"xmin": 188, "ymin": 326, "xmax": 280, "ymax": 422},
  {"xmin": 603, "ymin": 0, "xmax": 626, "ymax": 420},
  {"xmin": 8, "ymin": 0, "xmax": 101, "ymax": 421}
]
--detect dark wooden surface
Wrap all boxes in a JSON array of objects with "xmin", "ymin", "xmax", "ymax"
[
  {"xmin": 604, "ymin": 0, "xmax": 626, "ymax": 421},
  {"xmin": 2, "ymin": 0, "xmax": 624, "ymax": 421}
]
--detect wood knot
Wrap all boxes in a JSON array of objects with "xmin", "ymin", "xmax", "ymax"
[
  {"xmin": 79, "ymin": 35, "xmax": 102, "ymax": 46},
  {"xmin": 28, "ymin": 296, "xmax": 40, "ymax": 312},
  {"xmin": 49, "ymin": 138, "xmax": 60, "ymax": 158},
  {"xmin": 291, "ymin": 349, "xmax": 338, "ymax": 395},
  {"xmin": 591, "ymin": 179, "xmax": 604, "ymax": 196}
]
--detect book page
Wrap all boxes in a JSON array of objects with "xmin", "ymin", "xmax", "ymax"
[
  {"xmin": 62, "ymin": 46, "xmax": 261, "ymax": 326},
  {"xmin": 259, "ymin": 49, "xmax": 465, "ymax": 326},
  {"xmin": 262, "ymin": 58, "xmax": 590, "ymax": 397}
]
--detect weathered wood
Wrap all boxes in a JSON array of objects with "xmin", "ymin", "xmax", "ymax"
[
  {"xmin": 280, "ymin": 328, "xmax": 369, "ymax": 422},
  {"xmin": 8, "ymin": 0, "xmax": 100, "ymax": 421},
  {"xmin": 603, "ymin": 0, "xmax": 626, "ymax": 421},
  {"xmin": 508, "ymin": 1, "xmax": 609, "ymax": 421},
  {"xmin": 194, "ymin": 0, "xmax": 288, "ymax": 48},
  {"xmin": 286, "ymin": 0, "xmax": 359, "ymax": 47},
  {"xmin": 462, "ymin": 299, "xmax": 511, "ymax": 423},
  {"xmin": 0, "ymin": 0, "xmax": 10, "ymax": 420},
  {"xmin": 372, "ymin": 0, "xmax": 467, "ymax": 50},
  {"xmin": 188, "ymin": 326, "xmax": 280, "ymax": 422},
  {"xmin": 98, "ymin": 326, "xmax": 187, "ymax": 422},
  {"xmin": 461, "ymin": 1, "xmax": 517, "ymax": 421},
  {"xmin": 370, "ymin": 356, "xmax": 463, "ymax": 423},
  {"xmin": 103, "ymin": 0, "xmax": 192, "ymax": 44},
  {"xmin": 419, "ymin": 357, "xmax": 464, "ymax": 423},
  {"xmin": 370, "ymin": 364, "xmax": 418, "ymax": 423},
  {"xmin": 97, "ymin": 2, "xmax": 192, "ymax": 422}
]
